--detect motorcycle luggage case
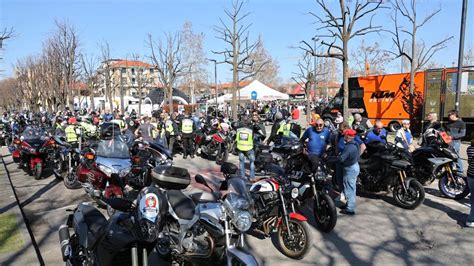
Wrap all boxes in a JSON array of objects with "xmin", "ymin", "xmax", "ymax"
[
  {"xmin": 221, "ymin": 162, "xmax": 238, "ymax": 176},
  {"xmin": 151, "ymin": 166, "xmax": 191, "ymax": 190}
]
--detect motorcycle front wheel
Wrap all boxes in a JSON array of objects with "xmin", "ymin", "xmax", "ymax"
[
  {"xmin": 63, "ymin": 172, "xmax": 81, "ymax": 189},
  {"xmin": 276, "ymin": 218, "xmax": 312, "ymax": 260},
  {"xmin": 393, "ymin": 178, "xmax": 425, "ymax": 209},
  {"xmin": 438, "ymin": 172, "xmax": 470, "ymax": 200},
  {"xmin": 313, "ymin": 193, "xmax": 337, "ymax": 233},
  {"xmin": 215, "ymin": 144, "xmax": 229, "ymax": 165}
]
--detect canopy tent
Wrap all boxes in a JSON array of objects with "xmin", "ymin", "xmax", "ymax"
[{"xmin": 206, "ymin": 80, "xmax": 288, "ymax": 104}]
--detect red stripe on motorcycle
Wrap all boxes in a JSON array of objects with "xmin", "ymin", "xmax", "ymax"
[{"xmin": 289, "ymin": 212, "xmax": 307, "ymax": 221}]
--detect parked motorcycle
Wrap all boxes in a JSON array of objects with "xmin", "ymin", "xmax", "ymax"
[
  {"xmin": 63, "ymin": 137, "xmax": 130, "ymax": 216},
  {"xmin": 0, "ymin": 123, "xmax": 12, "ymax": 147},
  {"xmin": 58, "ymin": 187, "xmax": 167, "ymax": 265},
  {"xmin": 195, "ymin": 124, "xmax": 230, "ymax": 165},
  {"xmin": 16, "ymin": 126, "xmax": 55, "ymax": 179},
  {"xmin": 249, "ymin": 167, "xmax": 313, "ymax": 260},
  {"xmin": 128, "ymin": 139, "xmax": 173, "ymax": 190},
  {"xmin": 411, "ymin": 129, "xmax": 469, "ymax": 199},
  {"xmin": 52, "ymin": 136, "xmax": 81, "ymax": 180},
  {"xmin": 273, "ymin": 138, "xmax": 337, "ymax": 233},
  {"xmin": 354, "ymin": 141, "xmax": 425, "ymax": 209},
  {"xmin": 152, "ymin": 166, "xmax": 257, "ymax": 265}
]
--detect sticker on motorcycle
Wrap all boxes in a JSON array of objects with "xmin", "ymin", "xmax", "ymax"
[{"xmin": 140, "ymin": 193, "xmax": 159, "ymax": 222}]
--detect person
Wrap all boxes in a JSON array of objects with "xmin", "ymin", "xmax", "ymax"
[
  {"xmin": 466, "ymin": 134, "xmax": 474, "ymax": 228},
  {"xmin": 446, "ymin": 110, "xmax": 466, "ymax": 173},
  {"xmin": 180, "ymin": 112, "xmax": 196, "ymax": 159},
  {"xmin": 291, "ymin": 105, "xmax": 300, "ymax": 122},
  {"xmin": 300, "ymin": 118, "xmax": 330, "ymax": 157},
  {"xmin": 309, "ymin": 109, "xmax": 321, "ymax": 127},
  {"xmin": 64, "ymin": 117, "xmax": 79, "ymax": 148},
  {"xmin": 395, "ymin": 120, "xmax": 414, "ymax": 152},
  {"xmin": 165, "ymin": 113, "xmax": 179, "ymax": 156},
  {"xmin": 266, "ymin": 112, "xmax": 286, "ymax": 145},
  {"xmin": 236, "ymin": 115, "xmax": 256, "ymax": 181},
  {"xmin": 80, "ymin": 115, "xmax": 98, "ymax": 139},
  {"xmin": 252, "ymin": 111, "xmax": 266, "ymax": 137},
  {"xmin": 352, "ymin": 113, "xmax": 373, "ymax": 132},
  {"xmin": 338, "ymin": 129, "xmax": 360, "ymax": 215},
  {"xmin": 111, "ymin": 113, "xmax": 127, "ymax": 131},
  {"xmin": 364, "ymin": 120, "xmax": 387, "ymax": 144},
  {"xmin": 420, "ymin": 112, "xmax": 443, "ymax": 146},
  {"xmin": 135, "ymin": 116, "xmax": 156, "ymax": 143}
]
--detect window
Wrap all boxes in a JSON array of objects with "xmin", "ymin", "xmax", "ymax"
[
  {"xmin": 121, "ymin": 68, "xmax": 126, "ymax": 74},
  {"xmin": 132, "ymin": 78, "xmax": 136, "ymax": 84},
  {"xmin": 149, "ymin": 68, "xmax": 154, "ymax": 74},
  {"xmin": 131, "ymin": 68, "xmax": 135, "ymax": 75}
]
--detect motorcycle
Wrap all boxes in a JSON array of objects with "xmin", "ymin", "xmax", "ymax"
[
  {"xmin": 354, "ymin": 141, "xmax": 425, "ymax": 209},
  {"xmin": 249, "ymin": 166, "xmax": 313, "ymax": 260},
  {"xmin": 411, "ymin": 129, "xmax": 469, "ymax": 199},
  {"xmin": 52, "ymin": 136, "xmax": 81, "ymax": 180},
  {"xmin": 58, "ymin": 185, "xmax": 167, "ymax": 265},
  {"xmin": 152, "ymin": 166, "xmax": 257, "ymax": 265},
  {"xmin": 63, "ymin": 137, "xmax": 130, "ymax": 216},
  {"xmin": 272, "ymin": 138, "xmax": 337, "ymax": 233},
  {"xmin": 128, "ymin": 139, "xmax": 173, "ymax": 190},
  {"xmin": 195, "ymin": 124, "xmax": 229, "ymax": 165},
  {"xmin": 16, "ymin": 126, "xmax": 55, "ymax": 179},
  {"xmin": 0, "ymin": 123, "xmax": 12, "ymax": 147}
]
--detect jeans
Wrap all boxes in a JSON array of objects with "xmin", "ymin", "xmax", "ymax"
[
  {"xmin": 239, "ymin": 150, "xmax": 255, "ymax": 180},
  {"xmin": 452, "ymin": 140, "xmax": 463, "ymax": 173},
  {"xmin": 167, "ymin": 135, "xmax": 176, "ymax": 155},
  {"xmin": 467, "ymin": 176, "xmax": 474, "ymax": 223},
  {"xmin": 343, "ymin": 163, "xmax": 360, "ymax": 212}
]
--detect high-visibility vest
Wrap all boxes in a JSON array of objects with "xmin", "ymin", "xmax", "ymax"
[
  {"xmin": 80, "ymin": 122, "xmax": 97, "ymax": 137},
  {"xmin": 181, "ymin": 119, "xmax": 194, "ymax": 134},
  {"xmin": 165, "ymin": 120, "xmax": 175, "ymax": 135},
  {"xmin": 65, "ymin": 125, "xmax": 78, "ymax": 143},
  {"xmin": 111, "ymin": 119, "xmax": 125, "ymax": 129},
  {"xmin": 277, "ymin": 121, "xmax": 290, "ymax": 136},
  {"xmin": 236, "ymin": 127, "xmax": 253, "ymax": 152}
]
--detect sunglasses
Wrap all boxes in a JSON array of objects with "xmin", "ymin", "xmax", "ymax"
[{"xmin": 316, "ymin": 124, "xmax": 324, "ymax": 127}]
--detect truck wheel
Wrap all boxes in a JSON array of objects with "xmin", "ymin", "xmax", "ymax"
[{"xmin": 388, "ymin": 121, "xmax": 401, "ymax": 132}]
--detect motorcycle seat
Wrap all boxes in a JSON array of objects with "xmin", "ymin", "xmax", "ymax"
[
  {"xmin": 189, "ymin": 191, "xmax": 221, "ymax": 203},
  {"xmin": 167, "ymin": 190, "xmax": 196, "ymax": 220},
  {"xmin": 77, "ymin": 203, "xmax": 107, "ymax": 240}
]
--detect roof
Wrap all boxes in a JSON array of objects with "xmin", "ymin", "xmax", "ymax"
[
  {"xmin": 287, "ymin": 81, "xmax": 341, "ymax": 95},
  {"xmin": 110, "ymin": 60, "xmax": 155, "ymax": 69},
  {"xmin": 210, "ymin": 80, "xmax": 251, "ymax": 91}
]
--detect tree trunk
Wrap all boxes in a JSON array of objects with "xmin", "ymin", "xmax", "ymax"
[
  {"xmin": 306, "ymin": 79, "xmax": 312, "ymax": 124},
  {"xmin": 138, "ymin": 82, "xmax": 142, "ymax": 116},
  {"xmin": 342, "ymin": 39, "xmax": 350, "ymax": 122},
  {"xmin": 90, "ymin": 83, "xmax": 95, "ymax": 111},
  {"xmin": 409, "ymin": 14, "xmax": 417, "ymax": 119}
]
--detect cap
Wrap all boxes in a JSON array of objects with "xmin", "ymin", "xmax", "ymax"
[{"xmin": 343, "ymin": 129, "xmax": 357, "ymax": 137}]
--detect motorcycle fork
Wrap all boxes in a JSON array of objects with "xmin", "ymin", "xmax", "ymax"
[
  {"xmin": 278, "ymin": 189, "xmax": 292, "ymax": 237},
  {"xmin": 398, "ymin": 171, "xmax": 408, "ymax": 192},
  {"xmin": 445, "ymin": 165, "xmax": 455, "ymax": 184},
  {"xmin": 311, "ymin": 176, "xmax": 320, "ymax": 209}
]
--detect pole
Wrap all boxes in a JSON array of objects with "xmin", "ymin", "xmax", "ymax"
[
  {"xmin": 313, "ymin": 38, "xmax": 317, "ymax": 102},
  {"xmin": 214, "ymin": 60, "xmax": 218, "ymax": 118},
  {"xmin": 455, "ymin": 0, "xmax": 468, "ymax": 112}
]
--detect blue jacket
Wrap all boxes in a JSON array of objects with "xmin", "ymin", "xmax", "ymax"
[
  {"xmin": 365, "ymin": 129, "xmax": 387, "ymax": 144},
  {"xmin": 300, "ymin": 127, "xmax": 330, "ymax": 157}
]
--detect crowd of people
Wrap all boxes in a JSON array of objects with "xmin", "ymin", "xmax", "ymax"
[{"xmin": 1, "ymin": 103, "xmax": 472, "ymax": 227}]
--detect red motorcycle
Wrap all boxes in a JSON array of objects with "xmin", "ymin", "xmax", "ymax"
[
  {"xmin": 63, "ymin": 138, "xmax": 130, "ymax": 216},
  {"xmin": 195, "ymin": 123, "xmax": 230, "ymax": 165},
  {"xmin": 16, "ymin": 126, "xmax": 55, "ymax": 179}
]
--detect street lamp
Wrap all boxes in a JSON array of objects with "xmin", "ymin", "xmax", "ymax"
[{"xmin": 207, "ymin": 58, "xmax": 223, "ymax": 118}]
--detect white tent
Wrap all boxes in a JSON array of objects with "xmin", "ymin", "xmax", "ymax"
[{"xmin": 206, "ymin": 80, "xmax": 288, "ymax": 103}]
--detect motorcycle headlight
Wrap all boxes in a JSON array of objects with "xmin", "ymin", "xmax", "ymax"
[
  {"xmin": 291, "ymin": 187, "xmax": 299, "ymax": 199},
  {"xmin": 97, "ymin": 164, "xmax": 114, "ymax": 176},
  {"xmin": 119, "ymin": 167, "xmax": 131, "ymax": 178},
  {"xmin": 232, "ymin": 210, "xmax": 252, "ymax": 232}
]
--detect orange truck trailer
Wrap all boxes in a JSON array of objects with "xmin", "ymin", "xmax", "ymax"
[{"xmin": 322, "ymin": 67, "xmax": 474, "ymax": 134}]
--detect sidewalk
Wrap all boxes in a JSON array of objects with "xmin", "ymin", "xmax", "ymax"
[{"xmin": 0, "ymin": 147, "xmax": 39, "ymax": 265}]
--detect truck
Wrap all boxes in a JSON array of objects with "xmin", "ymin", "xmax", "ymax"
[{"xmin": 322, "ymin": 67, "xmax": 474, "ymax": 135}]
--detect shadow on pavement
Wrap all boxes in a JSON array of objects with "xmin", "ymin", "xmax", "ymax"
[{"xmin": 19, "ymin": 178, "xmax": 61, "ymax": 208}]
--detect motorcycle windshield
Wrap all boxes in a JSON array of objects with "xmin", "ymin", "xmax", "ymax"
[
  {"xmin": 226, "ymin": 177, "xmax": 254, "ymax": 210},
  {"xmin": 21, "ymin": 126, "xmax": 46, "ymax": 141},
  {"xmin": 95, "ymin": 138, "xmax": 130, "ymax": 159}
]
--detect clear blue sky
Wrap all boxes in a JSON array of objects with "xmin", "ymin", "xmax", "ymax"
[{"xmin": 0, "ymin": 0, "xmax": 473, "ymax": 82}]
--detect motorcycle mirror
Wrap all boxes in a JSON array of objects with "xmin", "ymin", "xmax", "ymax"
[
  {"xmin": 103, "ymin": 197, "xmax": 133, "ymax": 212},
  {"xmin": 195, "ymin": 174, "xmax": 214, "ymax": 192}
]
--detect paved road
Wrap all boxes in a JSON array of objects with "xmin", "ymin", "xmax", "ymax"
[{"xmin": 1, "ymin": 146, "xmax": 473, "ymax": 265}]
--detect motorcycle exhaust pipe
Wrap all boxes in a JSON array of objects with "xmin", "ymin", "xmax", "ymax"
[{"xmin": 58, "ymin": 224, "xmax": 71, "ymax": 262}]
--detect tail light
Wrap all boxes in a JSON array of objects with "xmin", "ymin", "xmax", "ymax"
[
  {"xmin": 13, "ymin": 139, "xmax": 21, "ymax": 145},
  {"xmin": 132, "ymin": 156, "xmax": 141, "ymax": 165},
  {"xmin": 84, "ymin": 152, "xmax": 95, "ymax": 161}
]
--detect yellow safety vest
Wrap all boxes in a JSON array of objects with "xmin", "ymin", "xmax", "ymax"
[
  {"xmin": 80, "ymin": 122, "xmax": 97, "ymax": 137},
  {"xmin": 181, "ymin": 119, "xmax": 194, "ymax": 134},
  {"xmin": 236, "ymin": 127, "xmax": 253, "ymax": 152},
  {"xmin": 277, "ymin": 121, "xmax": 291, "ymax": 137},
  {"xmin": 65, "ymin": 125, "xmax": 78, "ymax": 143},
  {"xmin": 165, "ymin": 120, "xmax": 175, "ymax": 135},
  {"xmin": 111, "ymin": 119, "xmax": 125, "ymax": 130}
]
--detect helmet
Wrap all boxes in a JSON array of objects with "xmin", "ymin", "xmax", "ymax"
[
  {"xmin": 68, "ymin": 117, "xmax": 77, "ymax": 125},
  {"xmin": 274, "ymin": 112, "xmax": 283, "ymax": 121}
]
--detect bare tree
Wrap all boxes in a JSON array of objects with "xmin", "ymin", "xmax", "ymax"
[
  {"xmin": 0, "ymin": 78, "xmax": 17, "ymax": 110},
  {"xmin": 292, "ymin": 51, "xmax": 328, "ymax": 124},
  {"xmin": 147, "ymin": 32, "xmax": 184, "ymax": 113},
  {"xmin": 180, "ymin": 21, "xmax": 208, "ymax": 105},
  {"xmin": 351, "ymin": 40, "xmax": 392, "ymax": 76},
  {"xmin": 244, "ymin": 35, "xmax": 280, "ymax": 86},
  {"xmin": 99, "ymin": 41, "xmax": 115, "ymax": 112},
  {"xmin": 388, "ymin": 0, "xmax": 453, "ymax": 117},
  {"xmin": 214, "ymin": 0, "xmax": 265, "ymax": 120},
  {"xmin": 80, "ymin": 54, "xmax": 99, "ymax": 111},
  {"xmin": 464, "ymin": 46, "xmax": 474, "ymax": 66},
  {"xmin": 300, "ymin": 0, "xmax": 386, "ymax": 121},
  {"xmin": 0, "ymin": 27, "xmax": 14, "ymax": 50}
]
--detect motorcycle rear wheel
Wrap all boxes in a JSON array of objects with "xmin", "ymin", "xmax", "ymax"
[
  {"xmin": 313, "ymin": 193, "xmax": 337, "ymax": 233},
  {"xmin": 215, "ymin": 145, "xmax": 228, "ymax": 165},
  {"xmin": 33, "ymin": 163, "xmax": 42, "ymax": 180},
  {"xmin": 393, "ymin": 179, "xmax": 425, "ymax": 209},
  {"xmin": 438, "ymin": 172, "xmax": 470, "ymax": 200},
  {"xmin": 276, "ymin": 218, "xmax": 312, "ymax": 260}
]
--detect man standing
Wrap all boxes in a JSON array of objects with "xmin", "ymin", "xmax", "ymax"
[
  {"xmin": 180, "ymin": 112, "xmax": 196, "ymax": 159},
  {"xmin": 64, "ymin": 117, "xmax": 79, "ymax": 148},
  {"xmin": 236, "ymin": 115, "xmax": 256, "ymax": 181},
  {"xmin": 300, "ymin": 118, "xmax": 330, "ymax": 157},
  {"xmin": 338, "ymin": 129, "xmax": 360, "ymax": 215},
  {"xmin": 395, "ymin": 120, "xmax": 414, "ymax": 152},
  {"xmin": 135, "ymin": 116, "xmax": 156, "ymax": 143},
  {"xmin": 165, "ymin": 113, "xmax": 178, "ymax": 156},
  {"xmin": 465, "ymin": 134, "xmax": 474, "ymax": 228},
  {"xmin": 446, "ymin": 110, "xmax": 466, "ymax": 173},
  {"xmin": 364, "ymin": 120, "xmax": 387, "ymax": 144}
]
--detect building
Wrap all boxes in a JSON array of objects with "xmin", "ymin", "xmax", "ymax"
[{"xmin": 97, "ymin": 59, "xmax": 159, "ymax": 99}]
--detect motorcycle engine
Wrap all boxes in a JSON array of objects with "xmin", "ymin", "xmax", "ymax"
[{"xmin": 181, "ymin": 224, "xmax": 213, "ymax": 258}]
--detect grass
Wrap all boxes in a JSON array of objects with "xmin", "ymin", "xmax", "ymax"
[{"xmin": 0, "ymin": 213, "xmax": 24, "ymax": 253}]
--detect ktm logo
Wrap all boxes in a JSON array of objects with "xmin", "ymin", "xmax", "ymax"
[{"xmin": 370, "ymin": 91, "xmax": 395, "ymax": 102}]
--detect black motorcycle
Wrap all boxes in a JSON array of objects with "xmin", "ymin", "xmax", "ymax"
[
  {"xmin": 273, "ymin": 139, "xmax": 337, "ymax": 233},
  {"xmin": 411, "ymin": 129, "xmax": 469, "ymax": 199},
  {"xmin": 58, "ymin": 187, "xmax": 167, "ymax": 265},
  {"xmin": 353, "ymin": 141, "xmax": 425, "ymax": 209}
]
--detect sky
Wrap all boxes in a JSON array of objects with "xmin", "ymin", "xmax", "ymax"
[{"xmin": 0, "ymin": 0, "xmax": 473, "ymax": 83}]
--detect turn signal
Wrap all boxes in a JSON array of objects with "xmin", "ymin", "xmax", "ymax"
[{"xmin": 84, "ymin": 152, "xmax": 95, "ymax": 160}]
